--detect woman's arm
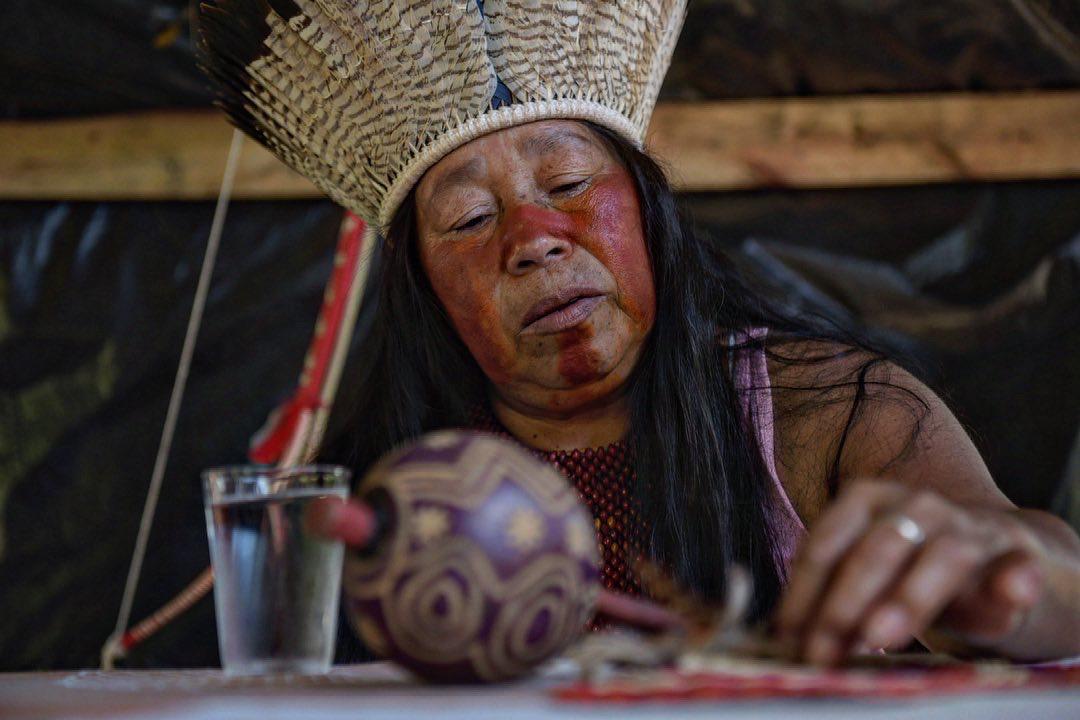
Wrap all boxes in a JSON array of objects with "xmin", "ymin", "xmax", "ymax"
[{"xmin": 767, "ymin": 343, "xmax": 1080, "ymax": 663}]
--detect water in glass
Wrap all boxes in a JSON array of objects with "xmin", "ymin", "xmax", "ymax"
[{"xmin": 204, "ymin": 468, "xmax": 349, "ymax": 675}]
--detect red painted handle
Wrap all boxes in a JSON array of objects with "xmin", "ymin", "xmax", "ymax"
[
  {"xmin": 595, "ymin": 589, "xmax": 685, "ymax": 633},
  {"xmin": 304, "ymin": 496, "xmax": 379, "ymax": 548}
]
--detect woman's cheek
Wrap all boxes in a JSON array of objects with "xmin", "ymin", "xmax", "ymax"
[
  {"xmin": 455, "ymin": 303, "xmax": 516, "ymax": 386},
  {"xmin": 614, "ymin": 243, "xmax": 656, "ymax": 333},
  {"xmin": 575, "ymin": 174, "xmax": 656, "ymax": 332},
  {"xmin": 428, "ymin": 254, "xmax": 516, "ymax": 386}
]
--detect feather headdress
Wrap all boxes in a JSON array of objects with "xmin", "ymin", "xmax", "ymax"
[{"xmin": 197, "ymin": 0, "xmax": 687, "ymax": 228}]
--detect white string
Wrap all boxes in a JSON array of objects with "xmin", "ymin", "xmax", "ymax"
[
  {"xmin": 1007, "ymin": 0, "xmax": 1080, "ymax": 73},
  {"xmin": 102, "ymin": 129, "xmax": 245, "ymax": 670}
]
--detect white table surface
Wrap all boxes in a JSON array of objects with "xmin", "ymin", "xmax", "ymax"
[{"xmin": 1, "ymin": 662, "xmax": 1077, "ymax": 720}]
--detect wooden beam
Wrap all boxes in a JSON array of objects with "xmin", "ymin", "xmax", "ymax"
[
  {"xmin": 0, "ymin": 111, "xmax": 315, "ymax": 201},
  {"xmin": 647, "ymin": 91, "xmax": 1080, "ymax": 191},
  {"xmin": 1, "ymin": 91, "xmax": 1078, "ymax": 201}
]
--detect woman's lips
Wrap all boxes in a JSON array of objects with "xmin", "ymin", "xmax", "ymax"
[{"xmin": 521, "ymin": 295, "xmax": 603, "ymax": 334}]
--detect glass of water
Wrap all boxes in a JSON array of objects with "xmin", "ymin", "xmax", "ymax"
[{"xmin": 202, "ymin": 465, "xmax": 351, "ymax": 676}]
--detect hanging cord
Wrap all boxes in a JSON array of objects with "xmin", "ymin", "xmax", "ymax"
[
  {"xmin": 1007, "ymin": 0, "xmax": 1080, "ymax": 73},
  {"xmin": 101, "ymin": 129, "xmax": 245, "ymax": 671}
]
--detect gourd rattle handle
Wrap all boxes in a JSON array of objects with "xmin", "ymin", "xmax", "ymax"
[
  {"xmin": 595, "ymin": 590, "xmax": 685, "ymax": 633},
  {"xmin": 304, "ymin": 496, "xmax": 379, "ymax": 549}
]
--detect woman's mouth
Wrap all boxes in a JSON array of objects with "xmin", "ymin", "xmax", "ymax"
[{"xmin": 521, "ymin": 293, "xmax": 604, "ymax": 334}]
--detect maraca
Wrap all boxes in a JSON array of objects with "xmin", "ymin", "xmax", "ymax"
[{"xmin": 311, "ymin": 430, "xmax": 601, "ymax": 683}]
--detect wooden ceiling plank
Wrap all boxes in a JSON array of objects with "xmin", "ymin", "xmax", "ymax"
[{"xmin": 1, "ymin": 92, "xmax": 1077, "ymax": 201}]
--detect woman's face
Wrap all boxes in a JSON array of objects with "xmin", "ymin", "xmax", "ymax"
[{"xmin": 414, "ymin": 120, "xmax": 656, "ymax": 414}]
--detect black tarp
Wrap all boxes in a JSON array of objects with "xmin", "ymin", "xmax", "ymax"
[
  {"xmin": 0, "ymin": 200, "xmax": 345, "ymax": 669},
  {"xmin": 667, "ymin": 0, "xmax": 1080, "ymax": 99},
  {"xmin": 1, "ymin": 0, "xmax": 1078, "ymax": 671}
]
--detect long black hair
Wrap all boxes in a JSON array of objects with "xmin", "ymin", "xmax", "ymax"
[{"xmin": 322, "ymin": 122, "xmax": 924, "ymax": 619}]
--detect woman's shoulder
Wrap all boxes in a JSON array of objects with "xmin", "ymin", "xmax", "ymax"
[
  {"xmin": 762, "ymin": 336, "xmax": 934, "ymax": 477},
  {"xmin": 756, "ymin": 336, "xmax": 869, "ymax": 524},
  {"xmin": 760, "ymin": 335, "xmax": 1006, "ymax": 525}
]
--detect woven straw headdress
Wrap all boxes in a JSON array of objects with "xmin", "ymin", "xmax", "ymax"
[{"xmin": 198, "ymin": 0, "xmax": 687, "ymax": 229}]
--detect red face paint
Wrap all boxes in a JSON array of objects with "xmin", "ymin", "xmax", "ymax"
[
  {"xmin": 556, "ymin": 323, "xmax": 600, "ymax": 385},
  {"xmin": 576, "ymin": 170, "xmax": 656, "ymax": 330}
]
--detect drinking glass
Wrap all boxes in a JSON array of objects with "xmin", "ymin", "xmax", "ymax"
[{"xmin": 202, "ymin": 465, "xmax": 350, "ymax": 675}]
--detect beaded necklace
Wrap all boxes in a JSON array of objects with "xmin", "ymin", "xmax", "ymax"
[{"xmin": 470, "ymin": 408, "xmax": 647, "ymax": 603}]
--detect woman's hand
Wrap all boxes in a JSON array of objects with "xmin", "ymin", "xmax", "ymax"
[{"xmin": 775, "ymin": 478, "xmax": 1052, "ymax": 665}]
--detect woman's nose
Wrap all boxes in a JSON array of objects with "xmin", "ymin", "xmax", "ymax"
[
  {"xmin": 502, "ymin": 204, "xmax": 574, "ymax": 276},
  {"xmin": 505, "ymin": 235, "xmax": 572, "ymax": 275}
]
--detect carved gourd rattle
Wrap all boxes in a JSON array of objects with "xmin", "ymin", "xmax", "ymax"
[{"xmin": 308, "ymin": 430, "xmax": 677, "ymax": 683}]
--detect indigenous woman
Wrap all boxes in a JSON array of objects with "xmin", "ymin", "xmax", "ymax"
[{"xmin": 198, "ymin": 0, "xmax": 1080, "ymax": 664}]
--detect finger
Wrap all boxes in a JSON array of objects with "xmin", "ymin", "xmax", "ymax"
[
  {"xmin": 800, "ymin": 504, "xmax": 948, "ymax": 664},
  {"xmin": 803, "ymin": 501, "xmax": 953, "ymax": 664},
  {"xmin": 304, "ymin": 496, "xmax": 378, "ymax": 547},
  {"xmin": 776, "ymin": 480, "xmax": 905, "ymax": 640},
  {"xmin": 938, "ymin": 550, "xmax": 1043, "ymax": 640},
  {"xmin": 989, "ymin": 552, "xmax": 1043, "ymax": 608},
  {"xmin": 861, "ymin": 533, "xmax": 985, "ymax": 650}
]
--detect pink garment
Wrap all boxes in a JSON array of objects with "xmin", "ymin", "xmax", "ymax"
[{"xmin": 731, "ymin": 329, "xmax": 808, "ymax": 578}]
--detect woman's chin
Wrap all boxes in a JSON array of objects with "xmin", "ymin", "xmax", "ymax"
[{"xmin": 514, "ymin": 362, "xmax": 631, "ymax": 411}]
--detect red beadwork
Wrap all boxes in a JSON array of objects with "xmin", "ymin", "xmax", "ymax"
[{"xmin": 469, "ymin": 408, "xmax": 647, "ymax": 623}]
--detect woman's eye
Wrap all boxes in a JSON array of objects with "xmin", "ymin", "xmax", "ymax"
[
  {"xmin": 551, "ymin": 179, "xmax": 586, "ymax": 195},
  {"xmin": 453, "ymin": 214, "xmax": 489, "ymax": 232}
]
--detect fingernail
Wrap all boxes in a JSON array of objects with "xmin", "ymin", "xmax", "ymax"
[
  {"xmin": 1004, "ymin": 567, "xmax": 1042, "ymax": 605},
  {"xmin": 865, "ymin": 605, "xmax": 908, "ymax": 649},
  {"xmin": 807, "ymin": 632, "xmax": 839, "ymax": 666}
]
